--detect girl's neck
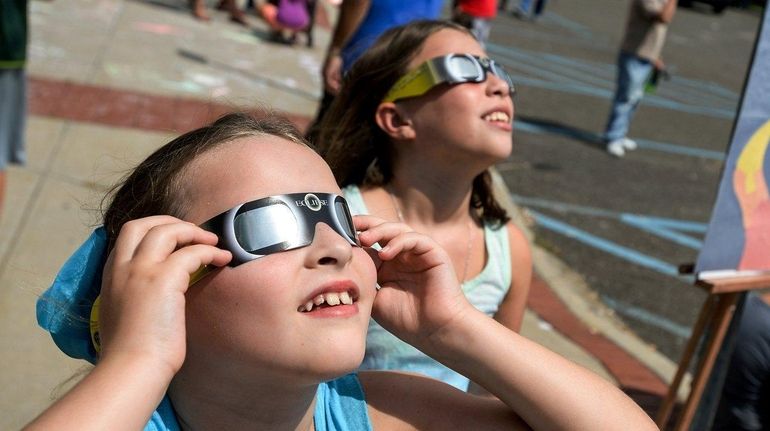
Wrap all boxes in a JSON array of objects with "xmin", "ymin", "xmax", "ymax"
[
  {"xmin": 386, "ymin": 163, "xmax": 479, "ymax": 226},
  {"xmin": 169, "ymin": 366, "xmax": 317, "ymax": 431}
]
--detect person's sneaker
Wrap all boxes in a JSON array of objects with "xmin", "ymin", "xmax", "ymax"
[
  {"xmin": 621, "ymin": 138, "xmax": 638, "ymax": 151},
  {"xmin": 606, "ymin": 139, "xmax": 626, "ymax": 157}
]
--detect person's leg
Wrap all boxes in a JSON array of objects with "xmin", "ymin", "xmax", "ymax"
[
  {"xmin": 518, "ymin": 0, "xmax": 532, "ymax": 13},
  {"xmin": 603, "ymin": 52, "xmax": 652, "ymax": 155},
  {"xmin": 225, "ymin": 0, "xmax": 248, "ymax": 26},
  {"xmin": 190, "ymin": 0, "xmax": 210, "ymax": 20},
  {"xmin": 470, "ymin": 18, "xmax": 491, "ymax": 47},
  {"xmin": 534, "ymin": 0, "xmax": 547, "ymax": 16}
]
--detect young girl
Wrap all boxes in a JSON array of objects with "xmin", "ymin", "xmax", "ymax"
[
  {"xmin": 315, "ymin": 20, "xmax": 532, "ymax": 392},
  {"xmin": 28, "ymin": 113, "xmax": 655, "ymax": 430}
]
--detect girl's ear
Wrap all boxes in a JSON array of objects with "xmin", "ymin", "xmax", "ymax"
[{"xmin": 375, "ymin": 103, "xmax": 416, "ymax": 141}]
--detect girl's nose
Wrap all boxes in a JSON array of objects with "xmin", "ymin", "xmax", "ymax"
[
  {"xmin": 304, "ymin": 223, "xmax": 354, "ymax": 268},
  {"xmin": 486, "ymin": 72, "xmax": 511, "ymax": 97}
]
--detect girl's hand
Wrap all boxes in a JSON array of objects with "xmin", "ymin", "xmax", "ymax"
[
  {"xmin": 98, "ymin": 216, "xmax": 231, "ymax": 379},
  {"xmin": 354, "ymin": 215, "xmax": 472, "ymax": 349}
]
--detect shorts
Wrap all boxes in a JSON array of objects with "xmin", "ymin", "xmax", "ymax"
[{"xmin": 0, "ymin": 68, "xmax": 27, "ymax": 170}]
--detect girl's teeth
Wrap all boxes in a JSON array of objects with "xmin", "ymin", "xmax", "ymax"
[
  {"xmin": 340, "ymin": 291, "xmax": 352, "ymax": 305},
  {"xmin": 325, "ymin": 292, "xmax": 341, "ymax": 306},
  {"xmin": 484, "ymin": 112, "xmax": 509, "ymax": 122},
  {"xmin": 299, "ymin": 291, "xmax": 354, "ymax": 312}
]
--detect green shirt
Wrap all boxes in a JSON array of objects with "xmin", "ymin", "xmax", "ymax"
[{"xmin": 0, "ymin": 0, "xmax": 28, "ymax": 68}]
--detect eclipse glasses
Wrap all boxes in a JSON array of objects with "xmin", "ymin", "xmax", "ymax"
[
  {"xmin": 382, "ymin": 53, "xmax": 515, "ymax": 103},
  {"xmin": 200, "ymin": 192, "xmax": 359, "ymax": 267}
]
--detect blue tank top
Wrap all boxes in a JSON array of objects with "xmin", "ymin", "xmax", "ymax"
[
  {"xmin": 144, "ymin": 374, "xmax": 372, "ymax": 431},
  {"xmin": 342, "ymin": 185, "xmax": 512, "ymax": 390},
  {"xmin": 341, "ymin": 0, "xmax": 443, "ymax": 71}
]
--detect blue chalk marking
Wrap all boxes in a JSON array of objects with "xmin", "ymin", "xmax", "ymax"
[
  {"xmin": 529, "ymin": 209, "xmax": 683, "ymax": 277},
  {"xmin": 634, "ymin": 138, "xmax": 727, "ymax": 161},
  {"xmin": 621, "ymin": 215, "xmax": 704, "ymax": 250},
  {"xmin": 512, "ymin": 195, "xmax": 709, "ymax": 276},
  {"xmin": 601, "ymin": 295, "xmax": 693, "ymax": 338},
  {"xmin": 512, "ymin": 118, "xmax": 728, "ymax": 161}
]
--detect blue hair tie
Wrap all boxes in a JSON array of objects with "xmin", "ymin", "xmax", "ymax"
[{"xmin": 36, "ymin": 227, "xmax": 107, "ymax": 364}]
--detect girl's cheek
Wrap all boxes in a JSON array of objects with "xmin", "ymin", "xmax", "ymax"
[{"xmin": 353, "ymin": 248, "xmax": 378, "ymax": 294}]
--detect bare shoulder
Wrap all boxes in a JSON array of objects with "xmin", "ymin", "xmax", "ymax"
[
  {"xmin": 358, "ymin": 186, "xmax": 396, "ymax": 219},
  {"xmin": 358, "ymin": 371, "xmax": 526, "ymax": 430},
  {"xmin": 505, "ymin": 222, "xmax": 532, "ymax": 263}
]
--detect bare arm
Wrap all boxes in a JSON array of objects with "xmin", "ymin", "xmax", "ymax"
[
  {"xmin": 24, "ymin": 356, "xmax": 171, "ymax": 431},
  {"xmin": 322, "ymin": 0, "xmax": 371, "ymax": 93},
  {"xmin": 492, "ymin": 223, "xmax": 533, "ymax": 332},
  {"xmin": 657, "ymin": 0, "xmax": 677, "ymax": 23},
  {"xmin": 641, "ymin": 0, "xmax": 677, "ymax": 23},
  {"xmin": 25, "ymin": 217, "xmax": 231, "ymax": 430},
  {"xmin": 468, "ymin": 223, "xmax": 532, "ymax": 396},
  {"xmin": 356, "ymin": 215, "xmax": 656, "ymax": 430}
]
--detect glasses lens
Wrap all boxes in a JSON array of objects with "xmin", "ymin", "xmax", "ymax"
[
  {"xmin": 491, "ymin": 61, "xmax": 514, "ymax": 89},
  {"xmin": 334, "ymin": 200, "xmax": 356, "ymax": 240},
  {"xmin": 451, "ymin": 55, "xmax": 483, "ymax": 81},
  {"xmin": 234, "ymin": 204, "xmax": 298, "ymax": 253}
]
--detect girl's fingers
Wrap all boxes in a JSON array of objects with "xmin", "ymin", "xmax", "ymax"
[
  {"xmin": 132, "ymin": 222, "xmax": 219, "ymax": 264},
  {"xmin": 166, "ymin": 244, "xmax": 232, "ymax": 280},
  {"xmin": 352, "ymin": 214, "xmax": 388, "ymax": 231},
  {"xmin": 378, "ymin": 232, "xmax": 433, "ymax": 260},
  {"xmin": 111, "ymin": 216, "xmax": 190, "ymax": 263},
  {"xmin": 354, "ymin": 215, "xmax": 413, "ymax": 248}
]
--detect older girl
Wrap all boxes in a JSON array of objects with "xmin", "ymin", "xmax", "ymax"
[{"xmin": 316, "ymin": 20, "xmax": 531, "ymax": 392}]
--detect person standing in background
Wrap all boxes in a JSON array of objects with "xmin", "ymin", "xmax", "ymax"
[
  {"xmin": 305, "ymin": 0, "xmax": 442, "ymax": 142},
  {"xmin": 451, "ymin": 0, "xmax": 498, "ymax": 47},
  {"xmin": 602, "ymin": 0, "xmax": 677, "ymax": 158},
  {"xmin": 0, "ymin": 0, "xmax": 28, "ymax": 217}
]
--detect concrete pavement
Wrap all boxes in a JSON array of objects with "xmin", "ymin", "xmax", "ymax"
[{"xmin": 1, "ymin": 0, "xmax": 682, "ymax": 428}]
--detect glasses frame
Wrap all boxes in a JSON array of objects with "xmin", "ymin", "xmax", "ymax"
[
  {"xmin": 382, "ymin": 53, "xmax": 515, "ymax": 103},
  {"xmin": 200, "ymin": 192, "xmax": 358, "ymax": 267}
]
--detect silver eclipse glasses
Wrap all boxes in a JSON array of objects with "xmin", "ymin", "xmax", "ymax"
[{"xmin": 200, "ymin": 192, "xmax": 359, "ymax": 266}]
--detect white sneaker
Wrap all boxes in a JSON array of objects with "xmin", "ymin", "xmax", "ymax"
[
  {"xmin": 606, "ymin": 139, "xmax": 626, "ymax": 157},
  {"xmin": 621, "ymin": 138, "xmax": 638, "ymax": 151}
]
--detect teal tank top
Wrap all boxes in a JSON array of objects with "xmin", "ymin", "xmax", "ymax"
[
  {"xmin": 343, "ymin": 185, "xmax": 512, "ymax": 390},
  {"xmin": 144, "ymin": 373, "xmax": 373, "ymax": 430}
]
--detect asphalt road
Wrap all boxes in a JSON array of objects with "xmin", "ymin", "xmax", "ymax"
[{"xmin": 490, "ymin": 0, "xmax": 763, "ymax": 361}]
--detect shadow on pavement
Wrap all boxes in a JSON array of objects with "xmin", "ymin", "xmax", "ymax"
[{"xmin": 516, "ymin": 115, "xmax": 606, "ymax": 151}]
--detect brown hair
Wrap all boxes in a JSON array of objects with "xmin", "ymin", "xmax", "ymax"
[
  {"xmin": 101, "ymin": 113, "xmax": 308, "ymax": 250},
  {"xmin": 314, "ymin": 20, "xmax": 509, "ymax": 227}
]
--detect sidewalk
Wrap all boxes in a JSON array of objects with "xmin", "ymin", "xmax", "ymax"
[{"xmin": 0, "ymin": 0, "xmax": 679, "ymax": 428}]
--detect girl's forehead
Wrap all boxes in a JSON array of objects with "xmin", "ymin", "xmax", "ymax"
[
  {"xmin": 184, "ymin": 135, "xmax": 340, "ymax": 223},
  {"xmin": 411, "ymin": 29, "xmax": 484, "ymax": 66}
]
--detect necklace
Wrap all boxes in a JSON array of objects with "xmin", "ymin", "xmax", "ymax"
[{"xmin": 387, "ymin": 188, "xmax": 474, "ymax": 283}]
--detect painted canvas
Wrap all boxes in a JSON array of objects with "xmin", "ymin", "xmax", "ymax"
[{"xmin": 696, "ymin": 7, "xmax": 770, "ymax": 276}]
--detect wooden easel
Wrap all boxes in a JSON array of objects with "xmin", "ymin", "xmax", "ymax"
[{"xmin": 656, "ymin": 274, "xmax": 770, "ymax": 431}]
